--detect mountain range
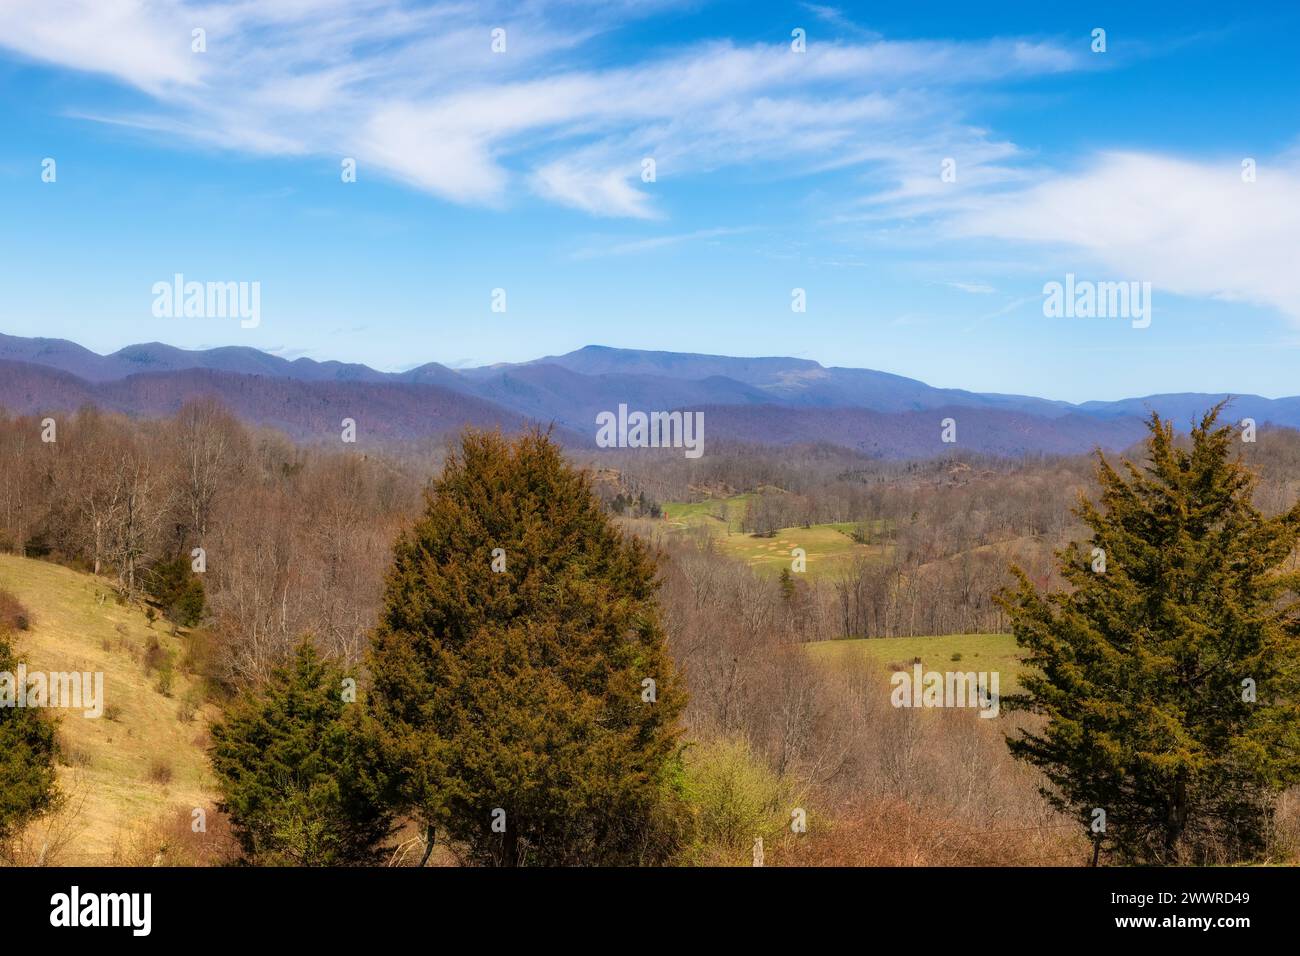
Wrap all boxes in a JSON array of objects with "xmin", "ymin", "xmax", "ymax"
[{"xmin": 0, "ymin": 333, "xmax": 1291, "ymax": 457}]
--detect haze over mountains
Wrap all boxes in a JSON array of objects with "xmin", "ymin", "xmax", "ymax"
[{"xmin": 0, "ymin": 333, "xmax": 1288, "ymax": 457}]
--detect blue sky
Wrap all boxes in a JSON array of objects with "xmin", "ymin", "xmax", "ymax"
[{"xmin": 1, "ymin": 0, "xmax": 1299, "ymax": 402}]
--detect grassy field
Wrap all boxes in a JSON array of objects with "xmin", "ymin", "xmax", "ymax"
[
  {"xmin": 0, "ymin": 553, "xmax": 217, "ymax": 863},
  {"xmin": 806, "ymin": 632, "xmax": 1025, "ymax": 694},
  {"xmin": 661, "ymin": 495, "xmax": 888, "ymax": 579},
  {"xmin": 662, "ymin": 494, "xmax": 752, "ymax": 530}
]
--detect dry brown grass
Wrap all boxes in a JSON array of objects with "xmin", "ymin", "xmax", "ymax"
[
  {"xmin": 1, "ymin": 775, "xmax": 91, "ymax": 866},
  {"xmin": 108, "ymin": 805, "xmax": 241, "ymax": 867},
  {"xmin": 0, "ymin": 553, "xmax": 219, "ymax": 863},
  {"xmin": 777, "ymin": 797, "xmax": 1088, "ymax": 866}
]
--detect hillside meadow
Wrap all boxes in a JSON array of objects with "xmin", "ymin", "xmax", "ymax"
[
  {"xmin": 662, "ymin": 494, "xmax": 892, "ymax": 580},
  {"xmin": 0, "ymin": 553, "xmax": 217, "ymax": 864},
  {"xmin": 806, "ymin": 633, "xmax": 1025, "ymax": 695}
]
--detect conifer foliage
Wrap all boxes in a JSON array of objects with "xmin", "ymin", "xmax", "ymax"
[
  {"xmin": 209, "ymin": 640, "xmax": 393, "ymax": 866},
  {"xmin": 999, "ymin": 405, "xmax": 1300, "ymax": 863},
  {"xmin": 0, "ymin": 630, "xmax": 61, "ymax": 844},
  {"xmin": 369, "ymin": 429, "xmax": 685, "ymax": 865}
]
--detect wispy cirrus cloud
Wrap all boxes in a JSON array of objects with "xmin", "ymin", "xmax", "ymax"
[
  {"xmin": 945, "ymin": 280, "xmax": 997, "ymax": 294},
  {"xmin": 15, "ymin": 3, "xmax": 1294, "ymax": 332},
  {"xmin": 799, "ymin": 3, "xmax": 879, "ymax": 39},
  {"xmin": 0, "ymin": 0, "xmax": 1086, "ymax": 217},
  {"xmin": 571, "ymin": 226, "xmax": 757, "ymax": 259}
]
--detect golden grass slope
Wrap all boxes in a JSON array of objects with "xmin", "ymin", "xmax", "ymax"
[
  {"xmin": 0, "ymin": 553, "xmax": 217, "ymax": 864},
  {"xmin": 806, "ymin": 633, "xmax": 1024, "ymax": 694}
]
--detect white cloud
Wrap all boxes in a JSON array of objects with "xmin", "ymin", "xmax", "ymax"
[
  {"xmin": 532, "ymin": 160, "xmax": 658, "ymax": 219},
  {"xmin": 359, "ymin": 104, "xmax": 506, "ymax": 204},
  {"xmin": 950, "ymin": 152, "xmax": 1300, "ymax": 322},
  {"xmin": 0, "ymin": 0, "xmax": 1085, "ymax": 217},
  {"xmin": 0, "ymin": 0, "xmax": 203, "ymax": 93}
]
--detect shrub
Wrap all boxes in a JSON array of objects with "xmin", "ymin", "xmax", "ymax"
[
  {"xmin": 142, "ymin": 635, "xmax": 167, "ymax": 674},
  {"xmin": 110, "ymin": 805, "xmax": 241, "ymax": 867},
  {"xmin": 0, "ymin": 589, "xmax": 31, "ymax": 634},
  {"xmin": 57, "ymin": 740, "xmax": 92, "ymax": 768},
  {"xmin": 676, "ymin": 738, "xmax": 793, "ymax": 865},
  {"xmin": 177, "ymin": 687, "xmax": 203, "ymax": 723},
  {"xmin": 142, "ymin": 557, "xmax": 206, "ymax": 628},
  {"xmin": 0, "ymin": 638, "xmax": 62, "ymax": 840},
  {"xmin": 210, "ymin": 640, "xmax": 394, "ymax": 866},
  {"xmin": 155, "ymin": 666, "xmax": 174, "ymax": 698}
]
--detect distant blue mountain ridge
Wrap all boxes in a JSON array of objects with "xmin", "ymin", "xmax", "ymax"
[{"xmin": 0, "ymin": 335, "xmax": 1288, "ymax": 457}]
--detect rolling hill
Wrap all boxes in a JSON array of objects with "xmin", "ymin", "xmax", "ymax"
[
  {"xmin": 0, "ymin": 360, "xmax": 565, "ymax": 446},
  {"xmin": 1, "ymin": 333, "xmax": 1292, "ymax": 455}
]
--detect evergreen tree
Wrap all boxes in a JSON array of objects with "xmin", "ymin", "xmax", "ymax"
[
  {"xmin": 209, "ymin": 640, "xmax": 393, "ymax": 866},
  {"xmin": 999, "ymin": 405, "xmax": 1300, "ymax": 864},
  {"xmin": 369, "ymin": 429, "xmax": 685, "ymax": 866},
  {"xmin": 778, "ymin": 567, "xmax": 796, "ymax": 603},
  {"xmin": 0, "ymin": 636, "xmax": 61, "ymax": 843},
  {"xmin": 143, "ymin": 556, "xmax": 205, "ymax": 627}
]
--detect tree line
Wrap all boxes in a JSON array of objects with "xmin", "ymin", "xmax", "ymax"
[{"xmin": 4, "ymin": 401, "xmax": 1300, "ymax": 864}]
